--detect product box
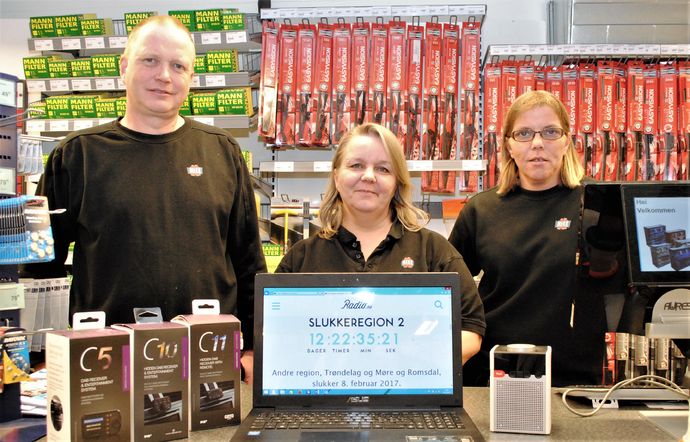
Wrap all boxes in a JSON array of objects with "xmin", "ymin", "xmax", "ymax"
[
  {"xmin": 194, "ymin": 55, "xmax": 207, "ymax": 74},
  {"xmin": 23, "ymin": 56, "xmax": 53, "ymax": 79},
  {"xmin": 91, "ymin": 54, "xmax": 121, "ymax": 77},
  {"xmin": 112, "ymin": 318, "xmax": 189, "ymax": 441},
  {"xmin": 191, "ymin": 92, "xmax": 218, "ymax": 115},
  {"xmin": 172, "ymin": 303, "xmax": 241, "ymax": 431},
  {"xmin": 205, "ymin": 50, "xmax": 238, "ymax": 73},
  {"xmin": 115, "ymin": 96, "xmax": 127, "ymax": 116},
  {"xmin": 45, "ymin": 95, "xmax": 72, "ymax": 119},
  {"xmin": 168, "ymin": 10, "xmax": 196, "ymax": 32},
  {"xmin": 1, "ymin": 328, "xmax": 31, "ymax": 385},
  {"xmin": 47, "ymin": 58, "xmax": 72, "ymax": 78},
  {"xmin": 29, "ymin": 101, "xmax": 48, "ymax": 119},
  {"xmin": 70, "ymin": 58, "xmax": 94, "ymax": 77},
  {"xmin": 80, "ymin": 18, "xmax": 114, "ymax": 36},
  {"xmin": 29, "ymin": 16, "xmax": 57, "ymax": 38},
  {"xmin": 222, "ymin": 12, "xmax": 245, "ymax": 31},
  {"xmin": 194, "ymin": 9, "xmax": 223, "ymax": 31},
  {"xmin": 124, "ymin": 11, "xmax": 157, "ymax": 34},
  {"xmin": 216, "ymin": 88, "xmax": 252, "ymax": 115},
  {"xmin": 69, "ymin": 95, "xmax": 98, "ymax": 118},
  {"xmin": 46, "ymin": 313, "xmax": 131, "ymax": 441},
  {"xmin": 55, "ymin": 14, "xmax": 94, "ymax": 37},
  {"xmin": 95, "ymin": 97, "xmax": 118, "ymax": 118},
  {"xmin": 179, "ymin": 94, "xmax": 192, "ymax": 116}
]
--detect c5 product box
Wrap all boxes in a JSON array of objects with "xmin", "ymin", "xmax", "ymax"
[
  {"xmin": 70, "ymin": 58, "xmax": 94, "ymax": 77},
  {"xmin": 91, "ymin": 54, "xmax": 121, "ymax": 77},
  {"xmin": 168, "ymin": 10, "xmax": 196, "ymax": 32},
  {"xmin": 46, "ymin": 314, "xmax": 131, "ymax": 441},
  {"xmin": 172, "ymin": 311, "xmax": 241, "ymax": 430},
  {"xmin": 30, "ymin": 16, "xmax": 57, "ymax": 38},
  {"xmin": 112, "ymin": 321, "xmax": 189, "ymax": 441},
  {"xmin": 80, "ymin": 18, "xmax": 114, "ymax": 36},
  {"xmin": 124, "ymin": 11, "xmax": 156, "ymax": 34},
  {"xmin": 216, "ymin": 88, "xmax": 253, "ymax": 115}
]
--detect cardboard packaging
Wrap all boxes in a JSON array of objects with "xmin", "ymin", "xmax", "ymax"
[
  {"xmin": 70, "ymin": 58, "xmax": 94, "ymax": 77},
  {"xmin": 29, "ymin": 16, "xmax": 57, "ymax": 38},
  {"xmin": 113, "ymin": 316, "xmax": 189, "ymax": 441},
  {"xmin": 46, "ymin": 313, "xmax": 131, "ymax": 441},
  {"xmin": 80, "ymin": 18, "xmax": 114, "ymax": 36},
  {"xmin": 124, "ymin": 12, "xmax": 156, "ymax": 34},
  {"xmin": 47, "ymin": 58, "xmax": 72, "ymax": 79},
  {"xmin": 172, "ymin": 301, "xmax": 242, "ymax": 431},
  {"xmin": 23, "ymin": 56, "xmax": 54, "ymax": 79},
  {"xmin": 167, "ymin": 10, "xmax": 196, "ymax": 32}
]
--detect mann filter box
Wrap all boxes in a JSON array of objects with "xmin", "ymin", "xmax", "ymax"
[
  {"xmin": 179, "ymin": 94, "xmax": 192, "ymax": 116},
  {"xmin": 70, "ymin": 58, "xmax": 94, "ymax": 77},
  {"xmin": 194, "ymin": 55, "xmax": 207, "ymax": 74},
  {"xmin": 69, "ymin": 95, "xmax": 98, "ymax": 118},
  {"xmin": 47, "ymin": 58, "xmax": 72, "ymax": 78},
  {"xmin": 194, "ymin": 9, "xmax": 223, "ymax": 31},
  {"xmin": 80, "ymin": 18, "xmax": 114, "ymax": 36},
  {"xmin": 124, "ymin": 12, "xmax": 157, "ymax": 34},
  {"xmin": 30, "ymin": 16, "xmax": 57, "ymax": 38},
  {"xmin": 168, "ymin": 10, "xmax": 196, "ymax": 32},
  {"xmin": 205, "ymin": 50, "xmax": 238, "ymax": 73},
  {"xmin": 216, "ymin": 88, "xmax": 252, "ymax": 115},
  {"xmin": 171, "ymin": 314, "xmax": 242, "ymax": 430},
  {"xmin": 222, "ymin": 12, "xmax": 245, "ymax": 31},
  {"xmin": 112, "ymin": 322, "xmax": 189, "ymax": 441},
  {"xmin": 45, "ymin": 95, "xmax": 72, "ymax": 119},
  {"xmin": 91, "ymin": 54, "xmax": 120, "ymax": 77},
  {"xmin": 115, "ymin": 96, "xmax": 127, "ymax": 116},
  {"xmin": 191, "ymin": 92, "xmax": 218, "ymax": 115},
  {"xmin": 55, "ymin": 14, "xmax": 95, "ymax": 37},
  {"xmin": 23, "ymin": 56, "xmax": 53, "ymax": 79},
  {"xmin": 95, "ymin": 97, "xmax": 118, "ymax": 118},
  {"xmin": 46, "ymin": 328, "xmax": 131, "ymax": 441}
]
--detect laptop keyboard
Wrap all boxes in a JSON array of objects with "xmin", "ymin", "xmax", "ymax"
[{"xmin": 250, "ymin": 410, "xmax": 466, "ymax": 430}]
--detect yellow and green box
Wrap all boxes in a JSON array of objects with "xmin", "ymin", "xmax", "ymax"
[
  {"xmin": 80, "ymin": 18, "xmax": 113, "ymax": 36},
  {"xmin": 70, "ymin": 59, "xmax": 94, "ymax": 77},
  {"xmin": 191, "ymin": 92, "xmax": 218, "ymax": 115},
  {"xmin": 95, "ymin": 97, "xmax": 118, "ymax": 118},
  {"xmin": 168, "ymin": 10, "xmax": 195, "ymax": 32},
  {"xmin": 194, "ymin": 9, "xmax": 223, "ymax": 31},
  {"xmin": 216, "ymin": 88, "xmax": 252, "ymax": 115},
  {"xmin": 47, "ymin": 58, "xmax": 72, "ymax": 78},
  {"xmin": 69, "ymin": 95, "xmax": 98, "ymax": 118},
  {"xmin": 23, "ymin": 56, "xmax": 53, "ymax": 79},
  {"xmin": 194, "ymin": 55, "xmax": 207, "ymax": 74},
  {"xmin": 45, "ymin": 95, "xmax": 73, "ymax": 119},
  {"xmin": 29, "ymin": 16, "xmax": 57, "ymax": 38},
  {"xmin": 241, "ymin": 150, "xmax": 253, "ymax": 170},
  {"xmin": 262, "ymin": 243, "xmax": 284, "ymax": 257},
  {"xmin": 115, "ymin": 96, "xmax": 127, "ymax": 116},
  {"xmin": 55, "ymin": 14, "xmax": 96, "ymax": 37},
  {"xmin": 179, "ymin": 94, "xmax": 192, "ymax": 116},
  {"xmin": 124, "ymin": 11, "xmax": 156, "ymax": 34},
  {"xmin": 91, "ymin": 54, "xmax": 120, "ymax": 77},
  {"xmin": 222, "ymin": 12, "xmax": 245, "ymax": 31},
  {"xmin": 29, "ymin": 101, "xmax": 48, "ymax": 119},
  {"xmin": 205, "ymin": 50, "xmax": 238, "ymax": 73}
]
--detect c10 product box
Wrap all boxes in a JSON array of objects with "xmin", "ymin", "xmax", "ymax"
[
  {"xmin": 112, "ymin": 322, "xmax": 189, "ymax": 441},
  {"xmin": 171, "ymin": 313, "xmax": 241, "ymax": 431},
  {"xmin": 179, "ymin": 94, "xmax": 192, "ymax": 116},
  {"xmin": 222, "ymin": 12, "xmax": 245, "ymax": 31},
  {"xmin": 55, "ymin": 14, "xmax": 95, "ymax": 37},
  {"xmin": 46, "ymin": 325, "xmax": 131, "ymax": 440}
]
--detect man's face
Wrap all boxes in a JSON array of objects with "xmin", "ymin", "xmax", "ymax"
[{"xmin": 120, "ymin": 23, "xmax": 194, "ymax": 121}]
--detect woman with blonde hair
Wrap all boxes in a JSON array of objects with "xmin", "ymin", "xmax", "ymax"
[
  {"xmin": 449, "ymin": 90, "xmax": 604, "ymax": 385},
  {"xmin": 277, "ymin": 123, "xmax": 485, "ymax": 364}
]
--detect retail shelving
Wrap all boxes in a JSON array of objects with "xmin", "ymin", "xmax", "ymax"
[
  {"xmin": 260, "ymin": 159, "xmax": 486, "ymax": 173},
  {"xmin": 260, "ymin": 5, "xmax": 486, "ymax": 22}
]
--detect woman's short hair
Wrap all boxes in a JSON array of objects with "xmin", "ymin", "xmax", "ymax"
[
  {"xmin": 497, "ymin": 90, "xmax": 584, "ymax": 195},
  {"xmin": 318, "ymin": 123, "xmax": 430, "ymax": 238}
]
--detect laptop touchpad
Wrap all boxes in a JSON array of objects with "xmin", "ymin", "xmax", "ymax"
[{"xmin": 300, "ymin": 431, "xmax": 369, "ymax": 442}]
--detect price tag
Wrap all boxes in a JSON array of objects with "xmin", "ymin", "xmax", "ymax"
[
  {"xmin": 95, "ymin": 78, "xmax": 116, "ymax": 90},
  {"xmin": 49, "ymin": 79, "xmax": 69, "ymax": 91},
  {"xmin": 407, "ymin": 160, "xmax": 432, "ymax": 171},
  {"xmin": 370, "ymin": 6, "xmax": 392, "ymax": 16},
  {"xmin": 116, "ymin": 78, "xmax": 125, "ymax": 90},
  {"xmin": 225, "ymin": 32, "xmax": 247, "ymax": 44},
  {"xmin": 201, "ymin": 33, "xmax": 222, "ymax": 45},
  {"xmin": 108, "ymin": 36, "xmax": 128, "ymax": 48},
  {"xmin": 61, "ymin": 38, "xmax": 81, "ymax": 50},
  {"xmin": 34, "ymin": 39, "xmax": 54, "ymax": 51},
  {"xmin": 313, "ymin": 161, "xmax": 331, "ymax": 172},
  {"xmin": 71, "ymin": 79, "xmax": 92, "ymax": 91},
  {"xmin": 205, "ymin": 75, "xmax": 226, "ymax": 87},
  {"xmin": 462, "ymin": 159, "xmax": 485, "ymax": 171},
  {"xmin": 26, "ymin": 81, "xmax": 46, "ymax": 93},
  {"xmin": 191, "ymin": 76, "xmax": 201, "ymax": 88},
  {"xmin": 427, "ymin": 5, "xmax": 449, "ymax": 15},
  {"xmin": 26, "ymin": 120, "xmax": 46, "ymax": 133},
  {"xmin": 73, "ymin": 119, "xmax": 94, "ymax": 130},
  {"xmin": 273, "ymin": 162, "xmax": 295, "ymax": 172},
  {"xmin": 194, "ymin": 117, "xmax": 214, "ymax": 126},
  {"xmin": 84, "ymin": 37, "xmax": 105, "ymax": 49},
  {"xmin": 49, "ymin": 120, "xmax": 69, "ymax": 132}
]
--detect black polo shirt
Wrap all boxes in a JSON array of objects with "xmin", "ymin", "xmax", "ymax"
[{"xmin": 276, "ymin": 221, "xmax": 486, "ymax": 336}]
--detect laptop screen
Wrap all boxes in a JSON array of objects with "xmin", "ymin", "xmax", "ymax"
[{"xmin": 253, "ymin": 273, "xmax": 463, "ymax": 408}]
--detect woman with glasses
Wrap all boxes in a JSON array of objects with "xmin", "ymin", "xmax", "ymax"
[{"xmin": 448, "ymin": 90, "xmax": 605, "ymax": 386}]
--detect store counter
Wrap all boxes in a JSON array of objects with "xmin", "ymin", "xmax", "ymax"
[{"xmin": 18, "ymin": 384, "xmax": 683, "ymax": 441}]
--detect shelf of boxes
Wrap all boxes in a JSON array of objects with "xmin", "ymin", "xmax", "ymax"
[{"xmin": 259, "ymin": 159, "xmax": 487, "ymax": 173}]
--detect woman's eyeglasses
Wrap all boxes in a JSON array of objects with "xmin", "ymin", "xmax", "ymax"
[{"xmin": 510, "ymin": 127, "xmax": 565, "ymax": 142}]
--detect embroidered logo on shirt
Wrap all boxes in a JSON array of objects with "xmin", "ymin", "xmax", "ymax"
[
  {"xmin": 186, "ymin": 164, "xmax": 203, "ymax": 177},
  {"xmin": 401, "ymin": 257, "xmax": 414, "ymax": 269},
  {"xmin": 554, "ymin": 217, "xmax": 572, "ymax": 231}
]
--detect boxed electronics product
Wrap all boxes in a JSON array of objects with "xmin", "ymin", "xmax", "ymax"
[
  {"xmin": 216, "ymin": 88, "xmax": 252, "ymax": 115},
  {"xmin": 91, "ymin": 54, "xmax": 121, "ymax": 77},
  {"xmin": 70, "ymin": 58, "xmax": 94, "ymax": 77},
  {"xmin": 124, "ymin": 11, "xmax": 156, "ymax": 34},
  {"xmin": 112, "ymin": 310, "xmax": 189, "ymax": 441},
  {"xmin": 168, "ymin": 10, "xmax": 196, "ymax": 32},
  {"xmin": 46, "ymin": 312, "xmax": 131, "ymax": 441},
  {"xmin": 171, "ymin": 300, "xmax": 242, "ymax": 431}
]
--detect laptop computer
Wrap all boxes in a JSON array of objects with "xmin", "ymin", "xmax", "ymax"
[{"xmin": 231, "ymin": 272, "xmax": 484, "ymax": 442}]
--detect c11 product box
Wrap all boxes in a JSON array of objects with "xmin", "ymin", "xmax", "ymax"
[
  {"xmin": 91, "ymin": 54, "xmax": 121, "ymax": 77},
  {"xmin": 179, "ymin": 94, "xmax": 192, "ymax": 116},
  {"xmin": 171, "ymin": 313, "xmax": 242, "ymax": 431},
  {"xmin": 168, "ymin": 10, "xmax": 196, "ymax": 32},
  {"xmin": 124, "ymin": 11, "xmax": 157, "ymax": 34},
  {"xmin": 194, "ymin": 55, "xmax": 207, "ymax": 74},
  {"xmin": 46, "ymin": 327, "xmax": 131, "ymax": 441},
  {"xmin": 112, "ymin": 322, "xmax": 189, "ymax": 441}
]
